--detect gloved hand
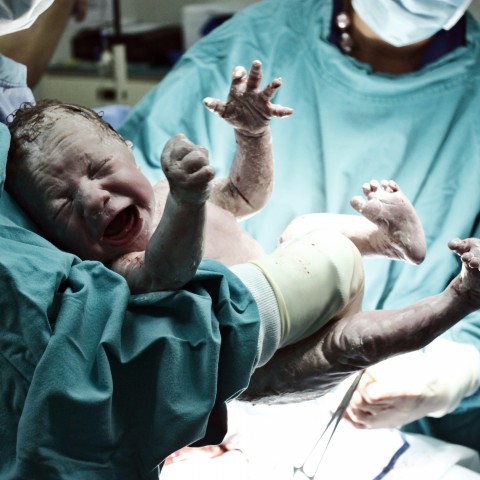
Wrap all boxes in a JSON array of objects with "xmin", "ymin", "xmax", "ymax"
[{"xmin": 345, "ymin": 339, "xmax": 480, "ymax": 429}]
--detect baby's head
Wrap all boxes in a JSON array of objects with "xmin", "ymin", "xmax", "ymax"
[{"xmin": 6, "ymin": 100, "xmax": 155, "ymax": 262}]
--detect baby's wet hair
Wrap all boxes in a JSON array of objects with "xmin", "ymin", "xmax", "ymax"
[
  {"xmin": 5, "ymin": 99, "xmax": 128, "ymax": 202},
  {"xmin": 6, "ymin": 99, "xmax": 126, "ymax": 179},
  {"xmin": 7, "ymin": 99, "xmax": 123, "ymax": 144}
]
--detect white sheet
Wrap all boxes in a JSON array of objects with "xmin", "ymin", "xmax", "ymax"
[{"xmin": 161, "ymin": 393, "xmax": 480, "ymax": 480}]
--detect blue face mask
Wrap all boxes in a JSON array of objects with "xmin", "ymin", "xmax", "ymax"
[
  {"xmin": 352, "ymin": 0, "xmax": 471, "ymax": 47},
  {"xmin": 0, "ymin": 0, "xmax": 54, "ymax": 35}
]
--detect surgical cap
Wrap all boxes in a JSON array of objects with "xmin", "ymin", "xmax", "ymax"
[{"xmin": 0, "ymin": 0, "xmax": 54, "ymax": 35}]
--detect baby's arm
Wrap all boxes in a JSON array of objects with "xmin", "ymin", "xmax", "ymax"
[
  {"xmin": 112, "ymin": 134, "xmax": 214, "ymax": 293},
  {"xmin": 204, "ymin": 60, "xmax": 293, "ymax": 220}
]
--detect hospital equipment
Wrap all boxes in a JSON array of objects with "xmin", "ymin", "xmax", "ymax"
[{"xmin": 292, "ymin": 370, "xmax": 364, "ymax": 479}]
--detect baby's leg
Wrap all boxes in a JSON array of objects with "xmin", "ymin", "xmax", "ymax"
[{"xmin": 279, "ymin": 180, "xmax": 426, "ymax": 265}]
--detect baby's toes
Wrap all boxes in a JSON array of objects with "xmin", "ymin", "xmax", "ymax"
[
  {"xmin": 350, "ymin": 195, "xmax": 366, "ymax": 213},
  {"xmin": 366, "ymin": 179, "xmax": 381, "ymax": 195},
  {"xmin": 362, "ymin": 182, "xmax": 373, "ymax": 197},
  {"xmin": 381, "ymin": 179, "xmax": 399, "ymax": 193},
  {"xmin": 469, "ymin": 257, "xmax": 480, "ymax": 269},
  {"xmin": 468, "ymin": 238, "xmax": 480, "ymax": 255},
  {"xmin": 449, "ymin": 238, "xmax": 470, "ymax": 255},
  {"xmin": 461, "ymin": 252, "xmax": 480, "ymax": 269}
]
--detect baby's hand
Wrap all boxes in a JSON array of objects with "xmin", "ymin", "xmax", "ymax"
[
  {"xmin": 161, "ymin": 134, "xmax": 215, "ymax": 205},
  {"xmin": 203, "ymin": 60, "xmax": 293, "ymax": 136}
]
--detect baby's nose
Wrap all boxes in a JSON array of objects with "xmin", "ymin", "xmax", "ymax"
[{"xmin": 77, "ymin": 180, "xmax": 111, "ymax": 218}]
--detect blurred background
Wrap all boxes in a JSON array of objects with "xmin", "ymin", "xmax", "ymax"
[
  {"xmin": 30, "ymin": 0, "xmax": 480, "ymax": 109},
  {"xmin": 32, "ymin": 0, "xmax": 258, "ymax": 107}
]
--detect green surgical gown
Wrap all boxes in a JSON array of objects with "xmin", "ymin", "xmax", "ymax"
[{"xmin": 0, "ymin": 123, "xmax": 260, "ymax": 479}]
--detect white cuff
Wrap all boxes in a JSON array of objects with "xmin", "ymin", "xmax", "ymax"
[{"xmin": 230, "ymin": 263, "xmax": 282, "ymax": 367}]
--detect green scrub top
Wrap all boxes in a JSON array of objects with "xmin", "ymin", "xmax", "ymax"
[
  {"xmin": 0, "ymin": 119, "xmax": 261, "ymax": 479},
  {"xmin": 118, "ymin": 0, "xmax": 480, "ymax": 451}
]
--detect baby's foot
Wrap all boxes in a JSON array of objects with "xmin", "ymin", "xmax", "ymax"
[
  {"xmin": 350, "ymin": 179, "xmax": 426, "ymax": 265},
  {"xmin": 448, "ymin": 238, "xmax": 480, "ymax": 309}
]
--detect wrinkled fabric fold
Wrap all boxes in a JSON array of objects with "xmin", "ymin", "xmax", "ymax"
[{"xmin": 0, "ymin": 138, "xmax": 260, "ymax": 478}]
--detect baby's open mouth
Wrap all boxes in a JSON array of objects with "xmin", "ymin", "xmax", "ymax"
[{"xmin": 102, "ymin": 205, "xmax": 142, "ymax": 246}]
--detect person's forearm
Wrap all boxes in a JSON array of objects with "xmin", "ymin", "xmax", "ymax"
[
  {"xmin": 241, "ymin": 280, "xmax": 479, "ymax": 404},
  {"xmin": 210, "ymin": 129, "xmax": 274, "ymax": 219},
  {"xmin": 0, "ymin": 0, "xmax": 76, "ymax": 88}
]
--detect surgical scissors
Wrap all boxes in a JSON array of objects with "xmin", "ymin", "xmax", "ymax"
[{"xmin": 292, "ymin": 370, "xmax": 364, "ymax": 480}]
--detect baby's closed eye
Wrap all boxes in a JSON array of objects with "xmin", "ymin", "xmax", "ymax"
[
  {"xmin": 88, "ymin": 158, "xmax": 111, "ymax": 179},
  {"xmin": 53, "ymin": 196, "xmax": 73, "ymax": 220}
]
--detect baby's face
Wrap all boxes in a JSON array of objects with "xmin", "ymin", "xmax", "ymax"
[{"xmin": 26, "ymin": 114, "xmax": 155, "ymax": 262}]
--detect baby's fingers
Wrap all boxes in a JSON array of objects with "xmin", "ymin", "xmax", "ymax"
[
  {"xmin": 203, "ymin": 97, "xmax": 226, "ymax": 117},
  {"xmin": 269, "ymin": 104, "xmax": 294, "ymax": 118},
  {"xmin": 262, "ymin": 77, "xmax": 294, "ymax": 117},
  {"xmin": 189, "ymin": 164, "xmax": 215, "ymax": 184},
  {"xmin": 181, "ymin": 152, "xmax": 214, "ymax": 183},
  {"xmin": 246, "ymin": 60, "xmax": 262, "ymax": 92},
  {"xmin": 176, "ymin": 163, "xmax": 215, "ymax": 203},
  {"xmin": 262, "ymin": 77, "xmax": 282, "ymax": 100},
  {"xmin": 230, "ymin": 65, "xmax": 247, "ymax": 95},
  {"xmin": 180, "ymin": 149, "xmax": 210, "ymax": 171}
]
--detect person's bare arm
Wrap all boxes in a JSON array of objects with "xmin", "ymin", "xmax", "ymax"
[
  {"xmin": 204, "ymin": 60, "xmax": 293, "ymax": 220},
  {"xmin": 241, "ymin": 239, "xmax": 480, "ymax": 403},
  {"xmin": 0, "ymin": 0, "xmax": 88, "ymax": 88},
  {"xmin": 111, "ymin": 134, "xmax": 215, "ymax": 293}
]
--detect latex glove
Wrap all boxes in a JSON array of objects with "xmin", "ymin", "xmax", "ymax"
[{"xmin": 345, "ymin": 339, "xmax": 480, "ymax": 429}]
